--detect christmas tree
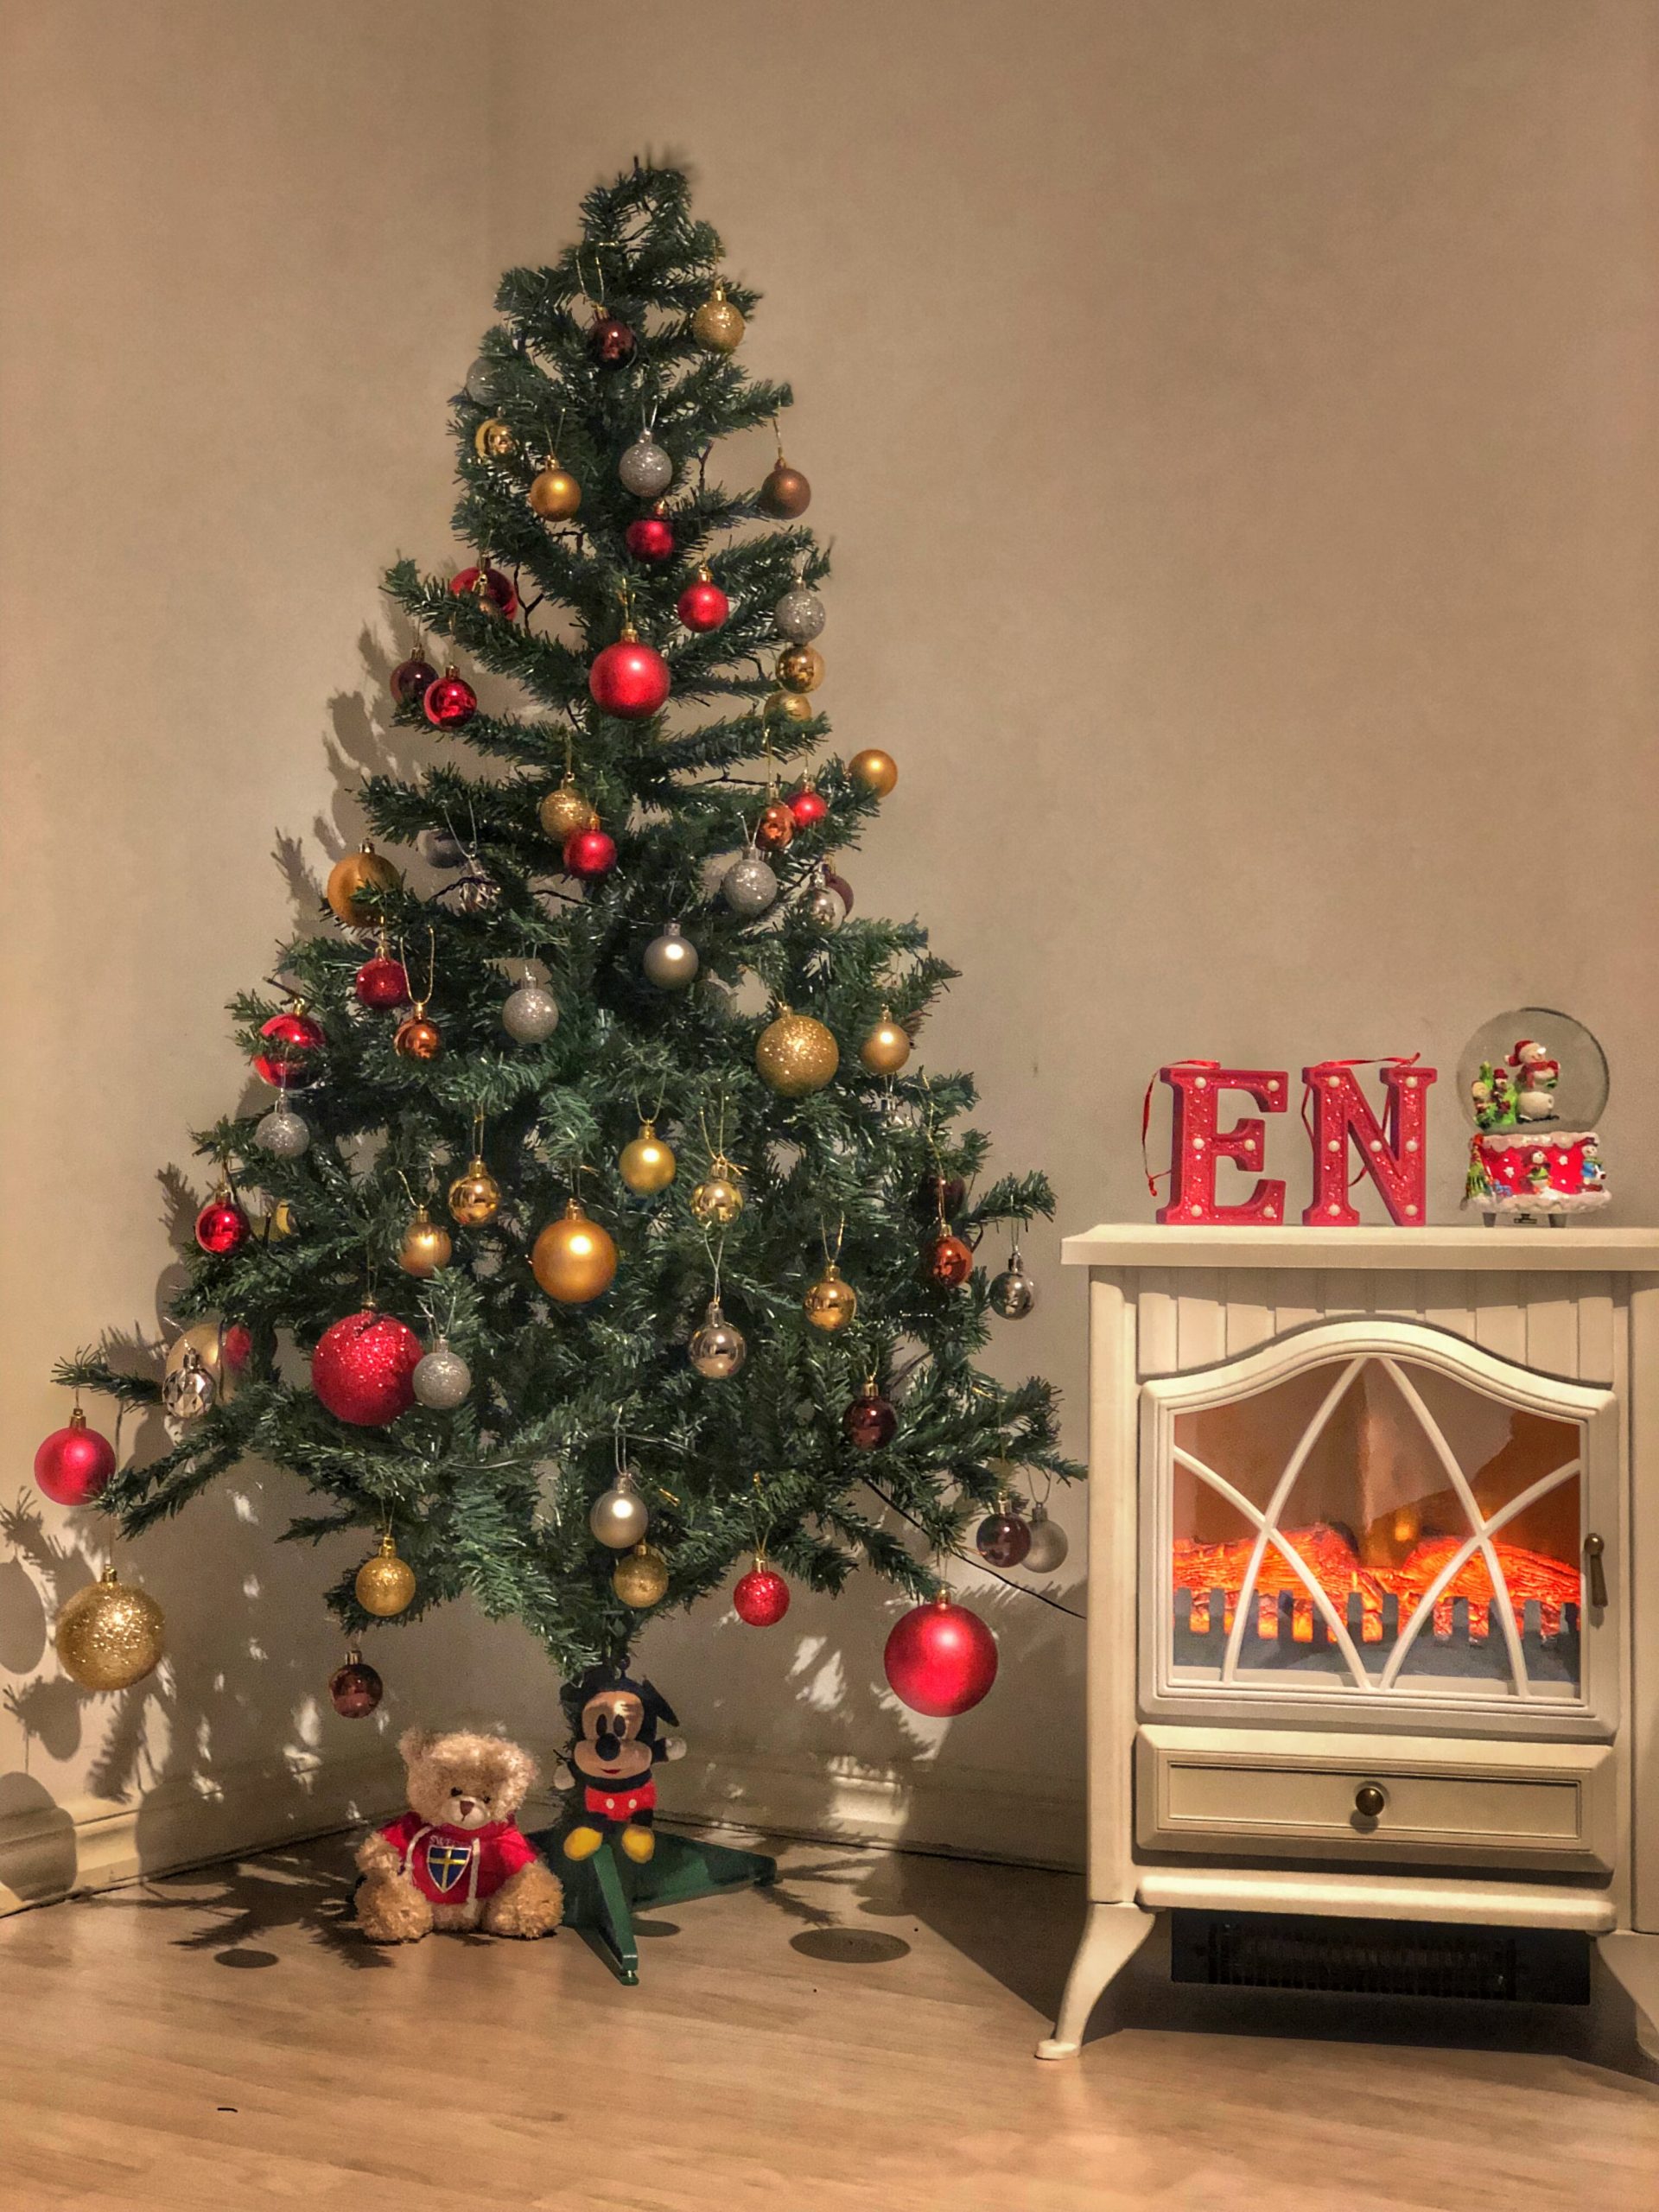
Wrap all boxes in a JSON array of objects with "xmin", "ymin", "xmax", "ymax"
[{"xmin": 50, "ymin": 160, "xmax": 1072, "ymax": 1710}]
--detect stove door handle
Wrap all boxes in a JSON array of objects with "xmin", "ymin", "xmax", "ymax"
[{"xmin": 1584, "ymin": 1533, "xmax": 1608, "ymax": 1611}]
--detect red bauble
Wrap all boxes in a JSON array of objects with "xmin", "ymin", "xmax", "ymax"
[
  {"xmin": 787, "ymin": 785, "xmax": 829, "ymax": 830},
  {"xmin": 843, "ymin": 1388, "xmax": 898, "ymax": 1451},
  {"xmin": 34, "ymin": 1410, "xmax": 116, "ymax": 1506},
  {"xmin": 223, "ymin": 1322, "xmax": 253, "ymax": 1370},
  {"xmin": 329, "ymin": 1652, "xmax": 385, "ymax": 1718},
  {"xmin": 563, "ymin": 826, "xmax": 618, "ymax": 881},
  {"xmin": 883, "ymin": 1595, "xmax": 999, "ymax": 1717},
  {"xmin": 390, "ymin": 653, "xmax": 437, "ymax": 706},
  {"xmin": 311, "ymin": 1311, "xmax": 421, "ymax": 1427},
  {"xmin": 195, "ymin": 1195, "xmax": 251, "ymax": 1256},
  {"xmin": 588, "ymin": 635, "xmax": 671, "ymax": 719},
  {"xmin": 423, "ymin": 670, "xmax": 478, "ymax": 728},
  {"xmin": 449, "ymin": 563, "xmax": 518, "ymax": 619},
  {"xmin": 677, "ymin": 574, "xmax": 729, "ymax": 632},
  {"xmin": 626, "ymin": 512, "xmax": 676, "ymax": 563},
  {"xmin": 354, "ymin": 955, "xmax": 410, "ymax": 1010},
  {"xmin": 733, "ymin": 1565, "xmax": 791, "ymax": 1628},
  {"xmin": 591, "ymin": 312, "xmax": 635, "ymax": 365},
  {"xmin": 924, "ymin": 1232, "xmax": 975, "ymax": 1288},
  {"xmin": 252, "ymin": 1008, "xmax": 325, "ymax": 1090}
]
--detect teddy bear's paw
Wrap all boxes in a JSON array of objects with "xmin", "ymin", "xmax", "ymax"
[
  {"xmin": 562, "ymin": 1824, "xmax": 604, "ymax": 1862},
  {"xmin": 620, "ymin": 1824, "xmax": 656, "ymax": 1865},
  {"xmin": 355, "ymin": 1874, "xmax": 433, "ymax": 1944},
  {"xmin": 483, "ymin": 1862, "xmax": 564, "ymax": 1938}
]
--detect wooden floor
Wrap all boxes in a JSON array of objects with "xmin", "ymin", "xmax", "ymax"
[{"xmin": 3, "ymin": 1830, "xmax": 1658, "ymax": 2211}]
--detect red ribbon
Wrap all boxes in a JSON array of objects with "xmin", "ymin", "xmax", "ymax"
[{"xmin": 1141, "ymin": 1060, "xmax": 1221, "ymax": 1196}]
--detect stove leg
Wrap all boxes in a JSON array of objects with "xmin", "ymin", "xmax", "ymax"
[
  {"xmin": 1599, "ymin": 1932, "xmax": 1659, "ymax": 2063},
  {"xmin": 1035, "ymin": 1901, "xmax": 1157, "ymax": 2059}
]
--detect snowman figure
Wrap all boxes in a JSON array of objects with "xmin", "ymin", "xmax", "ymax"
[
  {"xmin": 1510, "ymin": 1039, "xmax": 1560, "ymax": 1122},
  {"xmin": 1525, "ymin": 1148, "xmax": 1553, "ymax": 1197},
  {"xmin": 1488, "ymin": 1065, "xmax": 1518, "ymax": 1128},
  {"xmin": 1580, "ymin": 1138, "xmax": 1606, "ymax": 1191}
]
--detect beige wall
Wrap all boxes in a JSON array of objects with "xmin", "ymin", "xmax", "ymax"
[{"xmin": 3, "ymin": 1, "xmax": 1656, "ymax": 1897}]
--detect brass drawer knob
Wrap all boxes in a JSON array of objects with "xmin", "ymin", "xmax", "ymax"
[{"xmin": 1354, "ymin": 1783, "xmax": 1388, "ymax": 1821}]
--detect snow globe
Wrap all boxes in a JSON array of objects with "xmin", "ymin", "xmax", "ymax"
[{"xmin": 1457, "ymin": 1007, "xmax": 1609, "ymax": 1223}]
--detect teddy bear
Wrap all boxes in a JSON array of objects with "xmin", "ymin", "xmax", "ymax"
[{"xmin": 354, "ymin": 1726, "xmax": 564, "ymax": 1943}]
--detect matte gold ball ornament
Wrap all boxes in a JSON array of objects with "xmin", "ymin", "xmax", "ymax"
[
  {"xmin": 619, "ymin": 1122, "xmax": 677, "ymax": 1196},
  {"xmin": 848, "ymin": 747, "xmax": 899, "ymax": 798},
  {"xmin": 448, "ymin": 1157, "xmax": 501, "ymax": 1228},
  {"xmin": 397, "ymin": 1205, "xmax": 453, "ymax": 1277},
  {"xmin": 54, "ymin": 1567, "xmax": 167, "ymax": 1692},
  {"xmin": 326, "ymin": 842, "xmax": 402, "ymax": 927},
  {"xmin": 539, "ymin": 777, "xmax": 598, "ymax": 841},
  {"xmin": 531, "ymin": 1198, "xmax": 618, "ymax": 1303},
  {"xmin": 777, "ymin": 643, "xmax": 825, "ymax": 695},
  {"xmin": 691, "ymin": 280, "xmax": 746, "ymax": 353},
  {"xmin": 354, "ymin": 1532, "xmax": 416, "ymax": 1618},
  {"xmin": 613, "ymin": 1541, "xmax": 670, "ymax": 1610},
  {"xmin": 803, "ymin": 1261, "xmax": 859, "ymax": 1333},
  {"xmin": 527, "ymin": 457, "xmax": 582, "ymax": 520},
  {"xmin": 756, "ymin": 1007, "xmax": 839, "ymax": 1097},
  {"xmin": 474, "ymin": 416, "xmax": 518, "ymax": 461},
  {"xmin": 859, "ymin": 1009, "xmax": 912, "ymax": 1076}
]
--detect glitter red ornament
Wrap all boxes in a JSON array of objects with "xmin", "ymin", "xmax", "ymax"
[
  {"xmin": 34, "ymin": 1408, "xmax": 117, "ymax": 1506},
  {"xmin": 195, "ymin": 1191, "xmax": 251, "ymax": 1256},
  {"xmin": 423, "ymin": 668, "xmax": 477, "ymax": 729},
  {"xmin": 588, "ymin": 627, "xmax": 671, "ymax": 719},
  {"xmin": 253, "ymin": 1007, "xmax": 324, "ymax": 1090},
  {"xmin": 924, "ymin": 1232, "xmax": 974, "ymax": 1288},
  {"xmin": 787, "ymin": 782, "xmax": 829, "ymax": 830},
  {"xmin": 328, "ymin": 1649, "xmax": 385, "ymax": 1718},
  {"xmin": 626, "ymin": 507, "xmax": 675, "ymax": 563},
  {"xmin": 311, "ymin": 1310, "xmax": 422, "ymax": 1427},
  {"xmin": 390, "ymin": 652, "xmax": 437, "ymax": 706},
  {"xmin": 733, "ymin": 1560, "xmax": 791, "ymax": 1627},
  {"xmin": 883, "ymin": 1593, "xmax": 999, "ymax": 1717},
  {"xmin": 591, "ymin": 311, "xmax": 635, "ymax": 365},
  {"xmin": 354, "ymin": 951, "xmax": 410, "ymax": 1010},
  {"xmin": 563, "ymin": 825, "xmax": 618, "ymax": 881},
  {"xmin": 449, "ymin": 563, "xmax": 518, "ymax": 619},
  {"xmin": 677, "ymin": 569, "xmax": 729, "ymax": 632},
  {"xmin": 843, "ymin": 1383, "xmax": 898, "ymax": 1451}
]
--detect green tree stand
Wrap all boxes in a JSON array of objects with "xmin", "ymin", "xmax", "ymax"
[{"xmin": 532, "ymin": 1821, "xmax": 776, "ymax": 1986}]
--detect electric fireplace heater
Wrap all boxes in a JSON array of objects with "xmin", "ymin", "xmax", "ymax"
[{"xmin": 1038, "ymin": 1224, "xmax": 1659, "ymax": 2059}]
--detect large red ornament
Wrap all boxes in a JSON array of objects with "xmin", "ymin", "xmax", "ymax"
[
  {"xmin": 733, "ymin": 1563, "xmax": 791, "ymax": 1627},
  {"xmin": 354, "ymin": 954, "xmax": 410, "ymax": 1010},
  {"xmin": 449, "ymin": 563, "xmax": 518, "ymax": 619},
  {"xmin": 195, "ymin": 1193, "xmax": 251, "ymax": 1256},
  {"xmin": 883, "ymin": 1594, "xmax": 999, "ymax": 1717},
  {"xmin": 591, "ymin": 311, "xmax": 635, "ymax": 365},
  {"xmin": 34, "ymin": 1409, "xmax": 117, "ymax": 1506},
  {"xmin": 563, "ymin": 826, "xmax": 618, "ymax": 881},
  {"xmin": 626, "ymin": 510, "xmax": 675, "ymax": 563},
  {"xmin": 588, "ymin": 632, "xmax": 671, "ymax": 719},
  {"xmin": 923, "ymin": 1232, "xmax": 974, "ymax": 1288},
  {"xmin": 390, "ymin": 652, "xmax": 437, "ymax": 706},
  {"xmin": 1302, "ymin": 1058, "xmax": 1438, "ymax": 1227},
  {"xmin": 787, "ymin": 784, "xmax": 829, "ymax": 830},
  {"xmin": 423, "ymin": 669, "xmax": 478, "ymax": 728},
  {"xmin": 1154, "ymin": 1062, "xmax": 1288, "ymax": 1227},
  {"xmin": 328, "ymin": 1650, "xmax": 385, "ymax": 1718},
  {"xmin": 311, "ymin": 1310, "xmax": 422, "ymax": 1427},
  {"xmin": 253, "ymin": 1008, "xmax": 325, "ymax": 1090},
  {"xmin": 677, "ymin": 572, "xmax": 729, "ymax": 632}
]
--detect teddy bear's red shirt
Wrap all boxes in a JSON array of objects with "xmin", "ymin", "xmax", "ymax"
[{"xmin": 379, "ymin": 1811, "xmax": 538, "ymax": 1904}]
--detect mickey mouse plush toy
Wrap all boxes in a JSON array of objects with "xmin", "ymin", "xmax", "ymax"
[{"xmin": 554, "ymin": 1663, "xmax": 685, "ymax": 1865}]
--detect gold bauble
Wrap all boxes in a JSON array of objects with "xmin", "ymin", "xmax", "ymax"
[
  {"xmin": 166, "ymin": 1318, "xmax": 247, "ymax": 1406},
  {"xmin": 532, "ymin": 1198, "xmax": 618, "ymax": 1303},
  {"xmin": 326, "ymin": 843, "xmax": 402, "ymax": 927},
  {"xmin": 760, "ymin": 460, "xmax": 811, "ymax": 519},
  {"xmin": 804, "ymin": 1262, "xmax": 859, "ymax": 1332},
  {"xmin": 756, "ymin": 1007, "xmax": 839, "ymax": 1097},
  {"xmin": 264, "ymin": 1200, "xmax": 297, "ymax": 1242},
  {"xmin": 539, "ymin": 778, "xmax": 598, "ymax": 840},
  {"xmin": 54, "ymin": 1567, "xmax": 166, "ymax": 1693},
  {"xmin": 859, "ymin": 1011, "xmax": 912, "ymax": 1076},
  {"xmin": 620, "ymin": 1124, "xmax": 677, "ymax": 1196},
  {"xmin": 397, "ymin": 1205, "xmax": 453, "ymax": 1276},
  {"xmin": 448, "ymin": 1156, "xmax": 501, "ymax": 1227},
  {"xmin": 474, "ymin": 416, "xmax": 517, "ymax": 460},
  {"xmin": 354, "ymin": 1532, "xmax": 416, "ymax": 1618},
  {"xmin": 690, "ymin": 1165, "xmax": 746, "ymax": 1226},
  {"xmin": 691, "ymin": 282, "xmax": 746, "ymax": 354},
  {"xmin": 764, "ymin": 689, "xmax": 815, "ymax": 726},
  {"xmin": 613, "ymin": 1541, "xmax": 670, "ymax": 1610},
  {"xmin": 777, "ymin": 643, "xmax": 825, "ymax": 695},
  {"xmin": 848, "ymin": 747, "xmax": 899, "ymax": 797},
  {"xmin": 527, "ymin": 461, "xmax": 582, "ymax": 518}
]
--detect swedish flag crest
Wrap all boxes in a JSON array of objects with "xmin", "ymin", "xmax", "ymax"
[{"xmin": 424, "ymin": 1838, "xmax": 476, "ymax": 1895}]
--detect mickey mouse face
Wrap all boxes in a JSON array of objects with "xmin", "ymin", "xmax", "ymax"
[{"xmin": 584, "ymin": 1690, "xmax": 644, "ymax": 1752}]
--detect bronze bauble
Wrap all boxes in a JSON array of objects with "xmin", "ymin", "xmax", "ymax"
[
  {"xmin": 760, "ymin": 460, "xmax": 811, "ymax": 519},
  {"xmin": 755, "ymin": 799, "xmax": 796, "ymax": 853},
  {"xmin": 539, "ymin": 778, "xmax": 598, "ymax": 840},
  {"xmin": 393, "ymin": 1009, "xmax": 442, "ymax": 1062},
  {"xmin": 354, "ymin": 1533, "xmax": 416, "ymax": 1618},
  {"xmin": 397, "ymin": 1205, "xmax": 453, "ymax": 1277},
  {"xmin": 924, "ymin": 1231, "xmax": 975, "ymax": 1288},
  {"xmin": 777, "ymin": 643, "xmax": 825, "ymax": 694},
  {"xmin": 532, "ymin": 1198, "xmax": 618, "ymax": 1303},
  {"xmin": 859, "ymin": 1012, "xmax": 912, "ymax": 1076},
  {"xmin": 326, "ymin": 843, "xmax": 402, "ymax": 927},
  {"xmin": 803, "ymin": 1262, "xmax": 859, "ymax": 1332},
  {"xmin": 528, "ymin": 462, "xmax": 582, "ymax": 519},
  {"xmin": 448, "ymin": 1157, "xmax": 501, "ymax": 1227},
  {"xmin": 54, "ymin": 1567, "xmax": 166, "ymax": 1692},
  {"xmin": 619, "ymin": 1124, "xmax": 677, "ymax": 1196},
  {"xmin": 756, "ymin": 1008, "xmax": 839, "ymax": 1097},
  {"xmin": 691, "ymin": 282, "xmax": 746, "ymax": 353},
  {"xmin": 474, "ymin": 416, "xmax": 518, "ymax": 460},
  {"xmin": 613, "ymin": 1541, "xmax": 670, "ymax": 1610},
  {"xmin": 848, "ymin": 747, "xmax": 899, "ymax": 797}
]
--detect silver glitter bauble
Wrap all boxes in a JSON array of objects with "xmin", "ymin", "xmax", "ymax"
[
  {"xmin": 618, "ymin": 435, "xmax": 673, "ymax": 496},
  {"xmin": 502, "ymin": 981, "xmax": 561, "ymax": 1043},
  {"xmin": 421, "ymin": 827, "xmax": 468, "ymax": 868},
  {"xmin": 803, "ymin": 883, "xmax": 846, "ymax": 933},
  {"xmin": 722, "ymin": 853, "xmax": 778, "ymax": 918},
  {"xmin": 688, "ymin": 1298, "xmax": 747, "ymax": 1379},
  {"xmin": 412, "ymin": 1339, "xmax": 471, "ymax": 1410},
  {"xmin": 643, "ymin": 921, "xmax": 700, "ymax": 989},
  {"xmin": 454, "ymin": 873, "xmax": 501, "ymax": 915},
  {"xmin": 161, "ymin": 1345, "xmax": 216, "ymax": 1421},
  {"xmin": 256, "ymin": 1106, "xmax": 311, "ymax": 1159},
  {"xmin": 774, "ymin": 585, "xmax": 826, "ymax": 643},
  {"xmin": 988, "ymin": 1247, "xmax": 1039, "ymax": 1319},
  {"xmin": 588, "ymin": 1468, "xmax": 651, "ymax": 1550},
  {"xmin": 464, "ymin": 354, "xmax": 499, "ymax": 406},
  {"xmin": 1021, "ymin": 1503, "xmax": 1070, "ymax": 1574}
]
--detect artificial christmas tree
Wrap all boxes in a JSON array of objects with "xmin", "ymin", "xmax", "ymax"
[{"xmin": 49, "ymin": 161, "xmax": 1072, "ymax": 1731}]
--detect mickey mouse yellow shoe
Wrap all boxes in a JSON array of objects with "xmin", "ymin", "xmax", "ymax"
[
  {"xmin": 620, "ymin": 1823, "xmax": 656, "ymax": 1864},
  {"xmin": 562, "ymin": 1824, "xmax": 604, "ymax": 1862}
]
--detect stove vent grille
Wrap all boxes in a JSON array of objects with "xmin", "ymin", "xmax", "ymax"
[{"xmin": 1170, "ymin": 1910, "xmax": 1590, "ymax": 2005}]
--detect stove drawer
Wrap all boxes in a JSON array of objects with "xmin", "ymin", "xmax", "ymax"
[{"xmin": 1135, "ymin": 1726, "xmax": 1615, "ymax": 1872}]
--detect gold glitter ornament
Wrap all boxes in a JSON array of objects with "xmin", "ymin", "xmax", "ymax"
[
  {"xmin": 691, "ymin": 280, "xmax": 746, "ymax": 353},
  {"xmin": 613, "ymin": 1541, "xmax": 670, "ymax": 1610},
  {"xmin": 756, "ymin": 1007, "xmax": 838, "ymax": 1097},
  {"xmin": 539, "ymin": 777, "xmax": 598, "ymax": 841},
  {"xmin": 54, "ymin": 1567, "xmax": 166, "ymax": 1692},
  {"xmin": 354, "ymin": 1532, "xmax": 416, "ymax": 1618}
]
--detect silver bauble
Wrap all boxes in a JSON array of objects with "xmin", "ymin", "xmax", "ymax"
[
  {"xmin": 503, "ymin": 981, "xmax": 561, "ymax": 1043},
  {"xmin": 804, "ymin": 884, "xmax": 846, "ymax": 934},
  {"xmin": 643, "ymin": 921, "xmax": 700, "ymax": 989},
  {"xmin": 988, "ymin": 1248, "xmax": 1039, "ymax": 1319},
  {"xmin": 161, "ymin": 1345, "xmax": 216, "ymax": 1421},
  {"xmin": 464, "ymin": 354, "xmax": 499, "ymax": 406},
  {"xmin": 774, "ymin": 585, "xmax": 826, "ymax": 642},
  {"xmin": 688, "ymin": 1299, "xmax": 747, "ymax": 1379},
  {"xmin": 412, "ymin": 1339, "xmax": 471, "ymax": 1410},
  {"xmin": 454, "ymin": 873, "xmax": 501, "ymax": 915},
  {"xmin": 722, "ymin": 853, "xmax": 778, "ymax": 918},
  {"xmin": 618, "ymin": 435, "xmax": 673, "ymax": 496},
  {"xmin": 421, "ymin": 827, "xmax": 468, "ymax": 869},
  {"xmin": 588, "ymin": 1469, "xmax": 651, "ymax": 1550},
  {"xmin": 1022, "ymin": 1503, "xmax": 1070, "ymax": 1573},
  {"xmin": 257, "ymin": 1106, "xmax": 311, "ymax": 1159}
]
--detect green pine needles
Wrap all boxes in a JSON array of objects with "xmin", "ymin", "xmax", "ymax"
[{"xmin": 56, "ymin": 160, "xmax": 1077, "ymax": 1681}]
